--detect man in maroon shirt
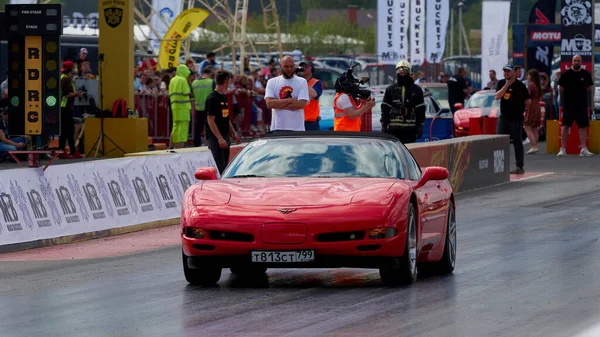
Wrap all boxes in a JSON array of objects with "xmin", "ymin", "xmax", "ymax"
[{"xmin": 60, "ymin": 60, "xmax": 83, "ymax": 159}]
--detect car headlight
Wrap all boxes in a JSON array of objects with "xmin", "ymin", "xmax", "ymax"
[
  {"xmin": 192, "ymin": 191, "xmax": 231, "ymax": 206},
  {"xmin": 351, "ymin": 191, "xmax": 394, "ymax": 206}
]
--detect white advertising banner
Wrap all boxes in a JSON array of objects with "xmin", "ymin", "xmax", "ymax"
[
  {"xmin": 409, "ymin": 0, "xmax": 425, "ymax": 66},
  {"xmin": 377, "ymin": 0, "xmax": 402, "ymax": 65},
  {"xmin": 399, "ymin": 0, "xmax": 410, "ymax": 63},
  {"xmin": 425, "ymin": 0, "xmax": 450, "ymax": 63},
  {"xmin": 481, "ymin": 1, "xmax": 511, "ymax": 87},
  {"xmin": 149, "ymin": 0, "xmax": 183, "ymax": 54},
  {"xmin": 0, "ymin": 152, "xmax": 217, "ymax": 247}
]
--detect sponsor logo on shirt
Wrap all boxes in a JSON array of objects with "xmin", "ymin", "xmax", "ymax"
[{"xmin": 279, "ymin": 86, "xmax": 293, "ymax": 99}]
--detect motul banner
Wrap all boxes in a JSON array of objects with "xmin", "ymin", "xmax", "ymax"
[
  {"xmin": 524, "ymin": 24, "xmax": 600, "ymax": 46},
  {"xmin": 560, "ymin": 0, "xmax": 595, "ymax": 72},
  {"xmin": 526, "ymin": 0, "xmax": 556, "ymax": 75}
]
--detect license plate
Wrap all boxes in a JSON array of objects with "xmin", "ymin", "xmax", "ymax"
[{"xmin": 250, "ymin": 250, "xmax": 315, "ymax": 263}]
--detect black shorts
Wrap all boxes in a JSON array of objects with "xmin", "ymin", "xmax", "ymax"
[{"xmin": 562, "ymin": 108, "xmax": 589, "ymax": 128}]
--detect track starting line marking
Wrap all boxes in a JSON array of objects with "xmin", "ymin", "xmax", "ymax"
[{"xmin": 510, "ymin": 172, "xmax": 554, "ymax": 182}]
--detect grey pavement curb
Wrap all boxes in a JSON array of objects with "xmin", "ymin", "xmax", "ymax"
[{"xmin": 0, "ymin": 218, "xmax": 180, "ymax": 254}]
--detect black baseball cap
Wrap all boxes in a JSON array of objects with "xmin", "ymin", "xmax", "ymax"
[
  {"xmin": 299, "ymin": 60, "xmax": 314, "ymax": 70},
  {"xmin": 502, "ymin": 63, "xmax": 514, "ymax": 71}
]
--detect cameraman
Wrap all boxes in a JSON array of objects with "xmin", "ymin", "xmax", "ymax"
[
  {"xmin": 333, "ymin": 73, "xmax": 376, "ymax": 132},
  {"xmin": 298, "ymin": 61, "xmax": 324, "ymax": 131},
  {"xmin": 381, "ymin": 60, "xmax": 425, "ymax": 143}
]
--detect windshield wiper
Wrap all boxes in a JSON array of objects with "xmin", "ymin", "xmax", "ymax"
[{"xmin": 229, "ymin": 174, "xmax": 265, "ymax": 178}]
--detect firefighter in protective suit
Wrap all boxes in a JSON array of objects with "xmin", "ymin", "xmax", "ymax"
[{"xmin": 380, "ymin": 60, "xmax": 426, "ymax": 144}]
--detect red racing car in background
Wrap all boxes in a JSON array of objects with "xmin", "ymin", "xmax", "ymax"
[
  {"xmin": 181, "ymin": 131, "xmax": 457, "ymax": 287},
  {"xmin": 453, "ymin": 90, "xmax": 545, "ymax": 140}
]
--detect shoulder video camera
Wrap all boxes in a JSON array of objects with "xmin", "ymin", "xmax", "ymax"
[{"xmin": 334, "ymin": 62, "xmax": 372, "ymax": 101}]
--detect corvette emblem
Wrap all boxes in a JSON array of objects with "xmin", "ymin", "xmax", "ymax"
[{"xmin": 277, "ymin": 208, "xmax": 297, "ymax": 214}]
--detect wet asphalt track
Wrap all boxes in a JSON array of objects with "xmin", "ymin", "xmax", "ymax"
[{"xmin": 1, "ymin": 149, "xmax": 600, "ymax": 337}]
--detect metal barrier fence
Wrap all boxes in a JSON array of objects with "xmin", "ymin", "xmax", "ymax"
[{"xmin": 134, "ymin": 92, "xmax": 267, "ymax": 144}]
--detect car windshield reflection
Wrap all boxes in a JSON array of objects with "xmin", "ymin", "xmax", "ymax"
[
  {"xmin": 465, "ymin": 92, "xmax": 499, "ymax": 108},
  {"xmin": 222, "ymin": 138, "xmax": 406, "ymax": 179}
]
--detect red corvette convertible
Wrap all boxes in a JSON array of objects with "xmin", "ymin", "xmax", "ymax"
[
  {"xmin": 453, "ymin": 90, "xmax": 545, "ymax": 139},
  {"xmin": 181, "ymin": 132, "xmax": 457, "ymax": 286}
]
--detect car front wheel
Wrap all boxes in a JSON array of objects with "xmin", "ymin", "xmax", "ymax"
[
  {"xmin": 380, "ymin": 202, "xmax": 418, "ymax": 286},
  {"xmin": 432, "ymin": 200, "xmax": 456, "ymax": 274}
]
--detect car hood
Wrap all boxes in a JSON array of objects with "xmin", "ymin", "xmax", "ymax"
[
  {"xmin": 454, "ymin": 107, "xmax": 499, "ymax": 121},
  {"xmin": 199, "ymin": 178, "xmax": 397, "ymax": 206}
]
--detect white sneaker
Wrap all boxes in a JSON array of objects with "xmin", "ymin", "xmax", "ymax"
[
  {"xmin": 557, "ymin": 148, "xmax": 567, "ymax": 157},
  {"xmin": 523, "ymin": 138, "xmax": 531, "ymax": 145},
  {"xmin": 580, "ymin": 148, "xmax": 594, "ymax": 157}
]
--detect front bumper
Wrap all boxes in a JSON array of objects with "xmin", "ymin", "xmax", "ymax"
[
  {"xmin": 181, "ymin": 232, "xmax": 407, "ymax": 269},
  {"xmin": 184, "ymin": 254, "xmax": 403, "ymax": 269}
]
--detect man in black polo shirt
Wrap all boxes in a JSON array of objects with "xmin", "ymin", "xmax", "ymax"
[
  {"xmin": 205, "ymin": 70, "xmax": 241, "ymax": 175},
  {"xmin": 447, "ymin": 67, "xmax": 470, "ymax": 113},
  {"xmin": 557, "ymin": 55, "xmax": 594, "ymax": 157},
  {"xmin": 495, "ymin": 63, "xmax": 531, "ymax": 174}
]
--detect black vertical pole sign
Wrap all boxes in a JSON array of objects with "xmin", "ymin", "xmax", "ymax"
[{"xmin": 5, "ymin": 4, "xmax": 62, "ymax": 144}]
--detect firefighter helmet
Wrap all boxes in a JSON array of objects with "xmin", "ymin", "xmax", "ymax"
[{"xmin": 395, "ymin": 60, "xmax": 412, "ymax": 75}]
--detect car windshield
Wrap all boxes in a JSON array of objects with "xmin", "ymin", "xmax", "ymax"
[
  {"xmin": 426, "ymin": 86, "xmax": 448, "ymax": 101},
  {"xmin": 222, "ymin": 138, "xmax": 406, "ymax": 179},
  {"xmin": 465, "ymin": 92, "xmax": 499, "ymax": 108}
]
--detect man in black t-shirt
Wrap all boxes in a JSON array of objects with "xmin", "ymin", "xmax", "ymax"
[
  {"xmin": 447, "ymin": 67, "xmax": 470, "ymax": 113},
  {"xmin": 495, "ymin": 63, "xmax": 531, "ymax": 174},
  {"xmin": 205, "ymin": 70, "xmax": 241, "ymax": 175},
  {"xmin": 557, "ymin": 55, "xmax": 594, "ymax": 157}
]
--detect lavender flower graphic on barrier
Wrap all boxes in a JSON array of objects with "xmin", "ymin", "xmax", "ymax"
[{"xmin": 39, "ymin": 176, "xmax": 62, "ymax": 226}]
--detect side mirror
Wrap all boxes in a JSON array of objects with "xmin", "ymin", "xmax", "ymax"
[
  {"xmin": 454, "ymin": 103, "xmax": 463, "ymax": 110},
  {"xmin": 415, "ymin": 167, "xmax": 449, "ymax": 189},
  {"xmin": 195, "ymin": 167, "xmax": 218, "ymax": 180}
]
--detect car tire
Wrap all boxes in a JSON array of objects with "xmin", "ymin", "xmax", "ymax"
[
  {"xmin": 379, "ymin": 202, "xmax": 418, "ymax": 286},
  {"xmin": 431, "ymin": 200, "xmax": 456, "ymax": 275},
  {"xmin": 230, "ymin": 267, "xmax": 267, "ymax": 275},
  {"xmin": 182, "ymin": 251, "xmax": 222, "ymax": 286}
]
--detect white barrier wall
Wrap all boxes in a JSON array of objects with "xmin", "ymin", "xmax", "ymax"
[{"xmin": 0, "ymin": 152, "xmax": 217, "ymax": 247}]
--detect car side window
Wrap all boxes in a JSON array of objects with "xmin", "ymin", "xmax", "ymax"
[{"xmin": 396, "ymin": 144, "xmax": 421, "ymax": 180}]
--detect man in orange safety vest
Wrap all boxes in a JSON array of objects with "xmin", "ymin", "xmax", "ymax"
[{"xmin": 298, "ymin": 61, "xmax": 324, "ymax": 130}]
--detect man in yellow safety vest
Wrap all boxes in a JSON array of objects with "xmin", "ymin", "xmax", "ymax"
[
  {"xmin": 192, "ymin": 67, "xmax": 215, "ymax": 146},
  {"xmin": 168, "ymin": 64, "xmax": 193, "ymax": 149}
]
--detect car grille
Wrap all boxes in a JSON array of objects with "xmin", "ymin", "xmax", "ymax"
[
  {"xmin": 208, "ymin": 230, "xmax": 254, "ymax": 242},
  {"xmin": 316, "ymin": 231, "xmax": 365, "ymax": 242}
]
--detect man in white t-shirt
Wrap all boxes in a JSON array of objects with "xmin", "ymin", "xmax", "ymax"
[{"xmin": 264, "ymin": 55, "xmax": 309, "ymax": 131}]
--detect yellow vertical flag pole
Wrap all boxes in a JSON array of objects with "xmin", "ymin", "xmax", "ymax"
[{"xmin": 98, "ymin": 0, "xmax": 134, "ymax": 111}]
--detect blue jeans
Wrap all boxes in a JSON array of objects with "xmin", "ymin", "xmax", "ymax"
[
  {"xmin": 304, "ymin": 121, "xmax": 321, "ymax": 131},
  {"xmin": 0, "ymin": 137, "xmax": 27, "ymax": 152},
  {"xmin": 497, "ymin": 119, "xmax": 524, "ymax": 169}
]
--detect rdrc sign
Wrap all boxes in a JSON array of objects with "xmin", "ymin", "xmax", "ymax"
[
  {"xmin": 25, "ymin": 37, "xmax": 42, "ymax": 134},
  {"xmin": 5, "ymin": 4, "xmax": 62, "ymax": 137}
]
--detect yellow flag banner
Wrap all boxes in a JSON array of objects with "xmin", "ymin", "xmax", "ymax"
[{"xmin": 158, "ymin": 8, "xmax": 210, "ymax": 70}]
